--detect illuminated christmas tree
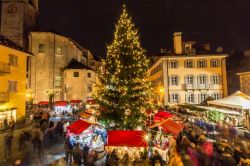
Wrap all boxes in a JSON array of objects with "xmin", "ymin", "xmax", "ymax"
[{"xmin": 94, "ymin": 5, "xmax": 152, "ymax": 129}]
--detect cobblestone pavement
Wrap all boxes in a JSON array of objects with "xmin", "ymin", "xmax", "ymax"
[{"xmin": 0, "ymin": 125, "xmax": 65, "ymax": 166}]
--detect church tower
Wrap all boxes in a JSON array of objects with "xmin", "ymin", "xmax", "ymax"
[{"xmin": 1, "ymin": 0, "xmax": 38, "ymax": 48}]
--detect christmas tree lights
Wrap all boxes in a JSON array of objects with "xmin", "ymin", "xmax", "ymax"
[{"xmin": 94, "ymin": 5, "xmax": 152, "ymax": 129}]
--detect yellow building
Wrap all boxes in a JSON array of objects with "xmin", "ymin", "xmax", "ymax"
[
  {"xmin": 149, "ymin": 32, "xmax": 228, "ymax": 105},
  {"xmin": 0, "ymin": 35, "xmax": 32, "ymax": 124},
  {"xmin": 237, "ymin": 71, "xmax": 250, "ymax": 96}
]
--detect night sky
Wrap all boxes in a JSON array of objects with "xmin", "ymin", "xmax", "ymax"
[{"xmin": 39, "ymin": 0, "xmax": 250, "ymax": 57}]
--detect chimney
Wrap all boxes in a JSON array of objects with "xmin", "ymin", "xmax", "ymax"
[{"xmin": 173, "ymin": 32, "xmax": 183, "ymax": 54}]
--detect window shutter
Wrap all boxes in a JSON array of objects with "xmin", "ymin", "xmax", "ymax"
[
  {"xmin": 168, "ymin": 76, "xmax": 171, "ymax": 86},
  {"xmin": 210, "ymin": 75, "xmax": 214, "ymax": 85},
  {"xmin": 184, "ymin": 76, "xmax": 187, "ymax": 84},
  {"xmin": 197, "ymin": 60, "xmax": 200, "ymax": 68},
  {"xmin": 185, "ymin": 94, "xmax": 187, "ymax": 103},
  {"xmin": 205, "ymin": 75, "xmax": 208, "ymax": 85},
  {"xmin": 219, "ymin": 75, "xmax": 222, "ymax": 85},
  {"xmin": 177, "ymin": 76, "xmax": 179, "ymax": 86},
  {"xmin": 198, "ymin": 94, "xmax": 200, "ymax": 103},
  {"xmin": 184, "ymin": 60, "xmax": 187, "ymax": 68},
  {"xmin": 193, "ymin": 76, "xmax": 196, "ymax": 85},
  {"xmin": 219, "ymin": 93, "xmax": 223, "ymax": 99},
  {"xmin": 205, "ymin": 60, "xmax": 207, "ymax": 67},
  {"xmin": 217, "ymin": 60, "xmax": 221, "ymax": 67},
  {"xmin": 176, "ymin": 61, "xmax": 179, "ymax": 68},
  {"xmin": 210, "ymin": 59, "xmax": 213, "ymax": 67},
  {"xmin": 14, "ymin": 81, "xmax": 17, "ymax": 92},
  {"xmin": 193, "ymin": 94, "xmax": 196, "ymax": 104}
]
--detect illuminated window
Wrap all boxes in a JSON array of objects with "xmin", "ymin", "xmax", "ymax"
[{"xmin": 56, "ymin": 47, "xmax": 63, "ymax": 55}]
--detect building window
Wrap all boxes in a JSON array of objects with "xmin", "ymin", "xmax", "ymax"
[
  {"xmin": 8, "ymin": 81, "xmax": 17, "ymax": 93},
  {"xmin": 199, "ymin": 93, "xmax": 207, "ymax": 103},
  {"xmin": 212, "ymin": 75, "xmax": 219, "ymax": 84},
  {"xmin": 56, "ymin": 47, "xmax": 63, "ymax": 55},
  {"xmin": 199, "ymin": 75, "xmax": 206, "ymax": 84},
  {"xmin": 171, "ymin": 94, "xmax": 179, "ymax": 103},
  {"xmin": 87, "ymin": 72, "xmax": 91, "ymax": 78},
  {"xmin": 185, "ymin": 60, "xmax": 193, "ymax": 68},
  {"xmin": 212, "ymin": 93, "xmax": 220, "ymax": 100},
  {"xmin": 187, "ymin": 93, "xmax": 195, "ymax": 103},
  {"xmin": 38, "ymin": 44, "xmax": 45, "ymax": 53},
  {"xmin": 198, "ymin": 60, "xmax": 207, "ymax": 68},
  {"xmin": 73, "ymin": 72, "xmax": 79, "ymax": 77},
  {"xmin": 170, "ymin": 76, "xmax": 178, "ymax": 86},
  {"xmin": 169, "ymin": 60, "xmax": 178, "ymax": 68},
  {"xmin": 55, "ymin": 76, "xmax": 61, "ymax": 87},
  {"xmin": 9, "ymin": 54, "xmax": 18, "ymax": 67},
  {"xmin": 186, "ymin": 75, "xmax": 194, "ymax": 84},
  {"xmin": 87, "ymin": 84, "xmax": 93, "ymax": 93},
  {"xmin": 211, "ymin": 59, "xmax": 219, "ymax": 67}
]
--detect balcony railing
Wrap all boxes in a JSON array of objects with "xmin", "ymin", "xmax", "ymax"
[
  {"xmin": 0, "ymin": 92, "xmax": 9, "ymax": 103},
  {"xmin": 182, "ymin": 83, "xmax": 213, "ymax": 90},
  {"xmin": 0, "ymin": 62, "xmax": 10, "ymax": 74}
]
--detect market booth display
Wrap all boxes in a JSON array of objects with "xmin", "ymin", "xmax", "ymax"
[
  {"xmin": 67, "ymin": 119, "xmax": 107, "ymax": 152},
  {"xmin": 105, "ymin": 130, "xmax": 148, "ymax": 162},
  {"xmin": 207, "ymin": 91, "xmax": 250, "ymax": 130},
  {"xmin": 53, "ymin": 101, "xmax": 71, "ymax": 115}
]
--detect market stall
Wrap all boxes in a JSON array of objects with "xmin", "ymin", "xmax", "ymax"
[
  {"xmin": 105, "ymin": 130, "xmax": 148, "ymax": 162},
  {"xmin": 154, "ymin": 111, "xmax": 173, "ymax": 123},
  {"xmin": 208, "ymin": 91, "xmax": 250, "ymax": 130},
  {"xmin": 67, "ymin": 119, "xmax": 107, "ymax": 152},
  {"xmin": 53, "ymin": 101, "xmax": 71, "ymax": 115}
]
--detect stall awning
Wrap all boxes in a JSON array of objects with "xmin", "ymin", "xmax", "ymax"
[
  {"xmin": 78, "ymin": 111, "xmax": 93, "ymax": 119},
  {"xmin": 86, "ymin": 99, "xmax": 97, "ymax": 105},
  {"xmin": 150, "ymin": 119, "xmax": 183, "ymax": 136},
  {"xmin": 107, "ymin": 130, "xmax": 148, "ymax": 147},
  {"xmin": 38, "ymin": 101, "xmax": 49, "ymax": 105},
  {"xmin": 55, "ymin": 101, "xmax": 68, "ymax": 106},
  {"xmin": 154, "ymin": 111, "xmax": 173, "ymax": 122},
  {"xmin": 67, "ymin": 120, "xmax": 91, "ymax": 135},
  {"xmin": 70, "ymin": 100, "xmax": 82, "ymax": 104},
  {"xmin": 161, "ymin": 119, "xmax": 183, "ymax": 136},
  {"xmin": 207, "ymin": 91, "xmax": 250, "ymax": 110}
]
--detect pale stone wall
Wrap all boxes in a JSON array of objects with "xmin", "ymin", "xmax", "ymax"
[
  {"xmin": 64, "ymin": 69, "xmax": 96, "ymax": 102},
  {"xmin": 29, "ymin": 32, "xmax": 88, "ymax": 103}
]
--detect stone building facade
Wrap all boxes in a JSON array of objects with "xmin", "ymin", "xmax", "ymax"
[
  {"xmin": 64, "ymin": 59, "xmax": 96, "ymax": 102},
  {"xmin": 1, "ymin": 0, "xmax": 38, "ymax": 48},
  {"xmin": 28, "ymin": 31, "xmax": 100, "ymax": 103},
  {"xmin": 237, "ymin": 72, "xmax": 250, "ymax": 96},
  {"xmin": 149, "ymin": 32, "xmax": 228, "ymax": 105}
]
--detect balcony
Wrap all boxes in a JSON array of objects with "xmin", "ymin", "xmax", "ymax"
[
  {"xmin": 182, "ymin": 84, "xmax": 212, "ymax": 90},
  {"xmin": 0, "ymin": 92, "xmax": 9, "ymax": 103},
  {"xmin": 0, "ymin": 62, "xmax": 10, "ymax": 74}
]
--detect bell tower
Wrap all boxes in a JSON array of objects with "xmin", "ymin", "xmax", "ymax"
[{"xmin": 0, "ymin": 0, "xmax": 38, "ymax": 48}]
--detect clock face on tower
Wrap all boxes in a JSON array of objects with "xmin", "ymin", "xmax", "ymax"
[{"xmin": 7, "ymin": 4, "xmax": 18, "ymax": 16}]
